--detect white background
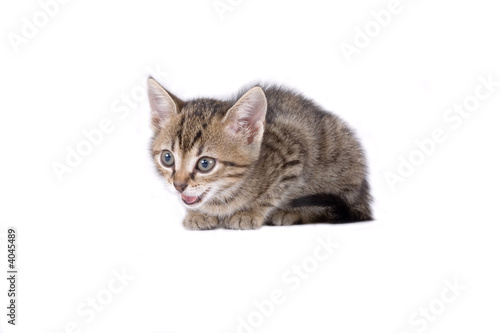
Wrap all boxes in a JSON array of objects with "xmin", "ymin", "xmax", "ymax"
[{"xmin": 1, "ymin": 0, "xmax": 499, "ymax": 332}]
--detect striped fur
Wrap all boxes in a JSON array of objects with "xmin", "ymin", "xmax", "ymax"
[{"xmin": 148, "ymin": 79, "xmax": 372, "ymax": 230}]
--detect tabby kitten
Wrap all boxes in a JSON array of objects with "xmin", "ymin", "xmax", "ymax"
[{"xmin": 148, "ymin": 78, "xmax": 372, "ymax": 230}]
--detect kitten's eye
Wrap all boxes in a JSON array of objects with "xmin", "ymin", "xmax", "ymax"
[
  {"xmin": 160, "ymin": 150, "xmax": 175, "ymax": 167},
  {"xmin": 197, "ymin": 157, "xmax": 216, "ymax": 172}
]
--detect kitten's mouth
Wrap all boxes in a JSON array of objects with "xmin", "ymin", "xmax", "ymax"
[{"xmin": 181, "ymin": 189, "xmax": 209, "ymax": 206}]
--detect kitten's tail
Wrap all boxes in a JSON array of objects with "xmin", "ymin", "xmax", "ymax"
[{"xmin": 290, "ymin": 180, "xmax": 373, "ymax": 223}]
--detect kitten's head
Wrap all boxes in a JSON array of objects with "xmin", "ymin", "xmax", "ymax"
[{"xmin": 147, "ymin": 78, "xmax": 267, "ymax": 210}]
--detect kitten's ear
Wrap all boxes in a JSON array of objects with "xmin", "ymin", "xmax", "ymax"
[
  {"xmin": 147, "ymin": 77, "xmax": 182, "ymax": 133},
  {"xmin": 224, "ymin": 86, "xmax": 267, "ymax": 144}
]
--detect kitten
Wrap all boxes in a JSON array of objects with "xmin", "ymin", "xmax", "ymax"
[{"xmin": 148, "ymin": 78, "xmax": 372, "ymax": 230}]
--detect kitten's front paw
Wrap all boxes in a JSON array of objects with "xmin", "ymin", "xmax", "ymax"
[
  {"xmin": 268, "ymin": 209, "xmax": 301, "ymax": 226},
  {"xmin": 183, "ymin": 212, "xmax": 219, "ymax": 230},
  {"xmin": 224, "ymin": 211, "xmax": 264, "ymax": 230}
]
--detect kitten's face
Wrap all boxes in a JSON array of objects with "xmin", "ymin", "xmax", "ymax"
[
  {"xmin": 148, "ymin": 79, "xmax": 267, "ymax": 210},
  {"xmin": 151, "ymin": 103, "xmax": 256, "ymax": 208}
]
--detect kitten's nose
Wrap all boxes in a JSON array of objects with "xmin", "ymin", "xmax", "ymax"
[{"xmin": 173, "ymin": 182, "xmax": 188, "ymax": 193}]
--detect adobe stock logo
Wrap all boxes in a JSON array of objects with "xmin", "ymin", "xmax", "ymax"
[
  {"xmin": 212, "ymin": 0, "xmax": 244, "ymax": 21},
  {"xmin": 51, "ymin": 65, "xmax": 168, "ymax": 182},
  {"xmin": 235, "ymin": 235, "xmax": 340, "ymax": 333},
  {"xmin": 7, "ymin": 0, "xmax": 71, "ymax": 54},
  {"xmin": 398, "ymin": 278, "xmax": 466, "ymax": 333},
  {"xmin": 385, "ymin": 74, "xmax": 498, "ymax": 191},
  {"xmin": 339, "ymin": 0, "xmax": 418, "ymax": 63},
  {"xmin": 50, "ymin": 267, "xmax": 134, "ymax": 333}
]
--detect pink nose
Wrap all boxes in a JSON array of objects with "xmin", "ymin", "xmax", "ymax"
[{"xmin": 173, "ymin": 182, "xmax": 187, "ymax": 193}]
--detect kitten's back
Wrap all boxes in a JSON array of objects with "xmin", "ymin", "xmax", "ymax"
[{"xmin": 255, "ymin": 85, "xmax": 372, "ymax": 222}]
